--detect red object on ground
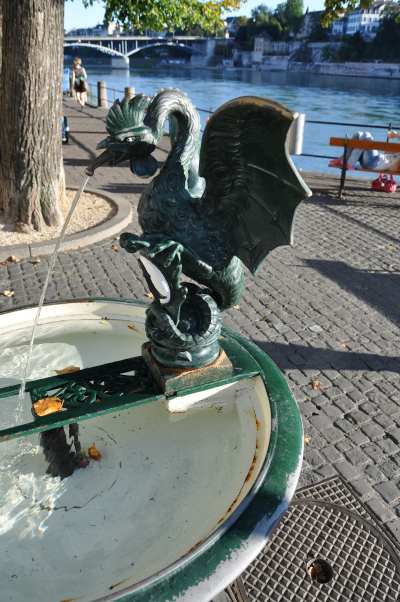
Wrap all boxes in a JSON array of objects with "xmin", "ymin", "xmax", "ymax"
[{"xmin": 371, "ymin": 174, "xmax": 397, "ymax": 193}]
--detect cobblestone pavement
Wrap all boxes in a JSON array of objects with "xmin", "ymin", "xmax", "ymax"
[{"xmin": 1, "ymin": 99, "xmax": 400, "ymax": 539}]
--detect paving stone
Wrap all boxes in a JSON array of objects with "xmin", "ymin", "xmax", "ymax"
[
  {"xmin": 361, "ymin": 422, "xmax": 386, "ymax": 441},
  {"xmin": 366, "ymin": 497, "xmax": 397, "ymax": 523},
  {"xmin": 374, "ymin": 481, "xmax": 400, "ymax": 505},
  {"xmin": 350, "ymin": 477, "xmax": 376, "ymax": 501},
  {"xmin": 333, "ymin": 461, "xmax": 362, "ymax": 482},
  {"xmin": 365, "ymin": 464, "xmax": 386, "ymax": 484},
  {"xmin": 344, "ymin": 447, "xmax": 370, "ymax": 467},
  {"xmin": 348, "ymin": 429, "xmax": 370, "ymax": 446},
  {"xmin": 386, "ymin": 519, "xmax": 400, "ymax": 540}
]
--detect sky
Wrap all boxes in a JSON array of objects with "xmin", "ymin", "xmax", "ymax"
[{"xmin": 64, "ymin": 0, "xmax": 326, "ymax": 32}]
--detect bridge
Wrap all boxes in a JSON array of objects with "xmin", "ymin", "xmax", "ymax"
[{"xmin": 64, "ymin": 35, "xmax": 226, "ymax": 67}]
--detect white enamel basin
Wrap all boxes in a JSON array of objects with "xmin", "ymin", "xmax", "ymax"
[{"xmin": 0, "ymin": 300, "xmax": 278, "ymax": 602}]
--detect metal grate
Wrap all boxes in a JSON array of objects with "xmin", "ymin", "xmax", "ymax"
[{"xmin": 239, "ymin": 477, "xmax": 400, "ymax": 602}]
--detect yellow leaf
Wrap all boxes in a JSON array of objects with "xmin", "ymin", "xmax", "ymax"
[
  {"xmin": 304, "ymin": 435, "xmax": 311, "ymax": 445},
  {"xmin": 1, "ymin": 289, "xmax": 14, "ymax": 297},
  {"xmin": 88, "ymin": 443, "xmax": 102, "ymax": 461},
  {"xmin": 111, "ymin": 244, "xmax": 119, "ymax": 252},
  {"xmin": 33, "ymin": 396, "xmax": 64, "ymax": 416},
  {"xmin": 146, "ymin": 292, "xmax": 154, "ymax": 299},
  {"xmin": 7, "ymin": 255, "xmax": 21, "ymax": 263},
  {"xmin": 233, "ymin": 304, "xmax": 240, "ymax": 309},
  {"xmin": 55, "ymin": 366, "xmax": 81, "ymax": 375}
]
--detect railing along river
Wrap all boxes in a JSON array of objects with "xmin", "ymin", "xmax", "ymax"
[{"xmin": 72, "ymin": 79, "xmax": 400, "ymax": 166}]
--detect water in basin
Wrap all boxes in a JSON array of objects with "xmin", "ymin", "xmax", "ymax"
[{"xmin": 0, "ymin": 301, "xmax": 271, "ymax": 601}]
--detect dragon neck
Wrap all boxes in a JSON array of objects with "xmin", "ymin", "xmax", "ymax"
[{"xmin": 145, "ymin": 90, "xmax": 201, "ymax": 181}]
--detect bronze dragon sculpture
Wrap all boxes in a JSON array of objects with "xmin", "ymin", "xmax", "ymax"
[{"xmin": 88, "ymin": 89, "xmax": 311, "ymax": 368}]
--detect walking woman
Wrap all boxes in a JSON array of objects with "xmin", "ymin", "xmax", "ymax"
[{"xmin": 71, "ymin": 57, "xmax": 88, "ymax": 108}]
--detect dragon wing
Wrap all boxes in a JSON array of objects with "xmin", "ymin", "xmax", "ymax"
[{"xmin": 199, "ymin": 96, "xmax": 312, "ymax": 273}]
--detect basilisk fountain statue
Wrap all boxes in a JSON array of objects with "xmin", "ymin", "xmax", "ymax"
[
  {"xmin": 0, "ymin": 90, "xmax": 307, "ymax": 601},
  {"xmin": 88, "ymin": 89, "xmax": 310, "ymax": 379}
]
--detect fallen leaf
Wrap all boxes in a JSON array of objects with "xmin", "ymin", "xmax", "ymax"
[
  {"xmin": 127, "ymin": 323, "xmax": 138, "ymax": 331},
  {"xmin": 111, "ymin": 244, "xmax": 119, "ymax": 252},
  {"xmin": 7, "ymin": 255, "xmax": 21, "ymax": 263},
  {"xmin": 30, "ymin": 257, "xmax": 41, "ymax": 264},
  {"xmin": 145, "ymin": 292, "xmax": 154, "ymax": 299},
  {"xmin": 33, "ymin": 396, "xmax": 64, "ymax": 416},
  {"xmin": 1, "ymin": 289, "xmax": 14, "ymax": 297},
  {"xmin": 88, "ymin": 443, "xmax": 102, "ymax": 461},
  {"xmin": 304, "ymin": 435, "xmax": 311, "ymax": 445},
  {"xmin": 55, "ymin": 366, "xmax": 81, "ymax": 375},
  {"xmin": 311, "ymin": 379, "xmax": 321, "ymax": 390},
  {"xmin": 233, "ymin": 304, "xmax": 240, "ymax": 310}
]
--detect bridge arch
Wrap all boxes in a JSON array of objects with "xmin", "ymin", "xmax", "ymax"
[
  {"xmin": 64, "ymin": 42, "xmax": 126, "ymax": 60},
  {"xmin": 126, "ymin": 42, "xmax": 195, "ymax": 58}
]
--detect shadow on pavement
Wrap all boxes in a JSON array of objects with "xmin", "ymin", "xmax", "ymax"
[
  {"xmin": 304, "ymin": 258, "xmax": 400, "ymax": 326},
  {"xmin": 255, "ymin": 340, "xmax": 400, "ymax": 373}
]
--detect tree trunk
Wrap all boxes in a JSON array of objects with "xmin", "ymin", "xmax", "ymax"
[
  {"xmin": 0, "ymin": 0, "xmax": 64, "ymax": 230},
  {"xmin": 0, "ymin": 1, "xmax": 3, "ymax": 75}
]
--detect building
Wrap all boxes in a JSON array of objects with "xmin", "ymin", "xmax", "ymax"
[
  {"xmin": 252, "ymin": 36, "xmax": 301, "ymax": 64},
  {"xmin": 332, "ymin": 0, "xmax": 392, "ymax": 39},
  {"xmin": 297, "ymin": 10, "xmax": 325, "ymax": 40}
]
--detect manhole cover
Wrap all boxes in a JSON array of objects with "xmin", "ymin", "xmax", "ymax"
[{"xmin": 240, "ymin": 477, "xmax": 400, "ymax": 602}]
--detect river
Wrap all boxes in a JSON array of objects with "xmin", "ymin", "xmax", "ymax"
[{"xmin": 70, "ymin": 64, "xmax": 400, "ymax": 175}]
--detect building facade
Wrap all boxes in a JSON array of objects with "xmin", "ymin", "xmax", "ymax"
[{"xmin": 332, "ymin": 0, "xmax": 391, "ymax": 39}]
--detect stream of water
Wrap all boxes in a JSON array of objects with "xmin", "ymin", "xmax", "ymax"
[{"xmin": 17, "ymin": 175, "xmax": 91, "ymax": 406}]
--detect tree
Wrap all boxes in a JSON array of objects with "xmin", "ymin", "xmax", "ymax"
[
  {"xmin": 0, "ymin": 0, "xmax": 65, "ymax": 231},
  {"xmin": 371, "ymin": 16, "xmax": 400, "ymax": 61},
  {"xmin": 86, "ymin": 0, "xmax": 243, "ymax": 34},
  {"xmin": 0, "ymin": 0, "xmax": 244, "ymax": 232},
  {"xmin": 251, "ymin": 4, "xmax": 273, "ymax": 25},
  {"xmin": 274, "ymin": 0, "xmax": 304, "ymax": 35},
  {"xmin": 321, "ymin": 0, "xmax": 372, "ymax": 26}
]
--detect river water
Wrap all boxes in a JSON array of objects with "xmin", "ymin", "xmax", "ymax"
[{"xmin": 74, "ymin": 64, "xmax": 400, "ymax": 174}]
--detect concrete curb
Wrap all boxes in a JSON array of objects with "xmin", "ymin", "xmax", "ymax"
[{"xmin": 0, "ymin": 187, "xmax": 133, "ymax": 261}]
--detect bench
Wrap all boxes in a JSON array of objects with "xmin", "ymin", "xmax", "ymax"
[{"xmin": 329, "ymin": 136, "xmax": 400, "ymax": 198}]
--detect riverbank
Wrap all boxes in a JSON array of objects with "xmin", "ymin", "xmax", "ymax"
[{"xmin": 287, "ymin": 60, "xmax": 400, "ymax": 80}]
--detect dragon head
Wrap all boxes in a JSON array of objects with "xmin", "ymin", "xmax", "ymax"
[{"xmin": 86, "ymin": 95, "xmax": 159, "ymax": 178}]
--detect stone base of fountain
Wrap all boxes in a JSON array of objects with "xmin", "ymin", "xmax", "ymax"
[{"xmin": 142, "ymin": 342, "xmax": 234, "ymax": 395}]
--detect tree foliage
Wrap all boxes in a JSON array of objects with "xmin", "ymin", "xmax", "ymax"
[
  {"xmin": 235, "ymin": 1, "xmax": 304, "ymax": 46},
  {"xmin": 321, "ymin": 0, "xmax": 372, "ymax": 26},
  {"xmin": 82, "ymin": 0, "xmax": 243, "ymax": 34}
]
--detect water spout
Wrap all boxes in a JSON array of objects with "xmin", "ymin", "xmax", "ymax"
[{"xmin": 18, "ymin": 175, "xmax": 91, "ymax": 404}]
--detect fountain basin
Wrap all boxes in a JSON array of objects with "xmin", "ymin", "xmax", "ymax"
[{"xmin": 0, "ymin": 299, "xmax": 303, "ymax": 602}]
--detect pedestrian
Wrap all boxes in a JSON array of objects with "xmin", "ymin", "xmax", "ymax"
[{"xmin": 71, "ymin": 57, "xmax": 88, "ymax": 109}]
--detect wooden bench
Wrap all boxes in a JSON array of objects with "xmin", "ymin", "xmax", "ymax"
[{"xmin": 329, "ymin": 136, "xmax": 400, "ymax": 198}]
